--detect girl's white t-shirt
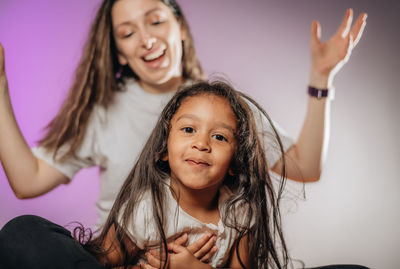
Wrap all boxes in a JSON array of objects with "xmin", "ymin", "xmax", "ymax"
[
  {"xmin": 121, "ymin": 183, "xmax": 243, "ymax": 267},
  {"xmin": 32, "ymin": 79, "xmax": 295, "ymax": 229}
]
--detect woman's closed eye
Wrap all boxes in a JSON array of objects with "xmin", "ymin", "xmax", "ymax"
[
  {"xmin": 151, "ymin": 20, "xmax": 165, "ymax": 26},
  {"xmin": 118, "ymin": 29, "xmax": 135, "ymax": 39},
  {"xmin": 123, "ymin": 32, "xmax": 134, "ymax": 38}
]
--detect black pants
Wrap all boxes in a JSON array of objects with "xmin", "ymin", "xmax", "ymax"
[
  {"xmin": 0, "ymin": 215, "xmax": 369, "ymax": 269},
  {"xmin": 0, "ymin": 215, "xmax": 105, "ymax": 269}
]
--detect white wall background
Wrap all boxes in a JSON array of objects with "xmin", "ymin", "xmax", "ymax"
[{"xmin": 1, "ymin": 0, "xmax": 399, "ymax": 268}]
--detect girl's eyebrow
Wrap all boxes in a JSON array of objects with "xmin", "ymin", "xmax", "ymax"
[{"xmin": 176, "ymin": 114, "xmax": 236, "ymax": 133}]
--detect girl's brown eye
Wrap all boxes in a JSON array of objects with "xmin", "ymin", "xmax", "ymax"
[
  {"xmin": 182, "ymin": 127, "xmax": 194, "ymax": 133},
  {"xmin": 213, "ymin": 134, "xmax": 227, "ymax": 142}
]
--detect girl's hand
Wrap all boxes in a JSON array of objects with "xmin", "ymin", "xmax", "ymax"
[
  {"xmin": 310, "ymin": 9, "xmax": 367, "ymax": 88},
  {"xmin": 141, "ymin": 233, "xmax": 217, "ymax": 268},
  {"xmin": 142, "ymin": 243, "xmax": 211, "ymax": 269},
  {"xmin": 175, "ymin": 233, "xmax": 218, "ymax": 262}
]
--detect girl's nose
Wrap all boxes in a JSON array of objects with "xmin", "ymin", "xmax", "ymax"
[{"xmin": 192, "ymin": 135, "xmax": 211, "ymax": 152}]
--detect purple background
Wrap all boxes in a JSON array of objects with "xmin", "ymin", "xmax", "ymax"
[{"xmin": 1, "ymin": 0, "xmax": 399, "ymax": 268}]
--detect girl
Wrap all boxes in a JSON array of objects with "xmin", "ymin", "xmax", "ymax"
[{"xmin": 87, "ymin": 80, "xmax": 290, "ymax": 269}]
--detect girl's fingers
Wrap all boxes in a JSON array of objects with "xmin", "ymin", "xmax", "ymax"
[
  {"xmin": 149, "ymin": 249, "xmax": 163, "ymax": 260},
  {"xmin": 167, "ymin": 242, "xmax": 186, "ymax": 254},
  {"xmin": 145, "ymin": 251, "xmax": 162, "ymax": 268},
  {"xmin": 186, "ymin": 232, "xmax": 212, "ymax": 254},
  {"xmin": 200, "ymin": 245, "xmax": 218, "ymax": 263},
  {"xmin": 192, "ymin": 235, "xmax": 217, "ymax": 259},
  {"xmin": 140, "ymin": 261, "xmax": 157, "ymax": 269},
  {"xmin": 173, "ymin": 232, "xmax": 188, "ymax": 246},
  {"xmin": 336, "ymin": 8, "xmax": 353, "ymax": 38},
  {"xmin": 350, "ymin": 13, "xmax": 367, "ymax": 47}
]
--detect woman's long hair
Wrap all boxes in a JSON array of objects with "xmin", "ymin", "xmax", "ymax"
[
  {"xmin": 82, "ymin": 81, "xmax": 290, "ymax": 269},
  {"xmin": 39, "ymin": 0, "xmax": 204, "ymax": 160}
]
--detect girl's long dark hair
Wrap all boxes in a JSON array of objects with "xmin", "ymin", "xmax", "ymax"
[
  {"xmin": 39, "ymin": 0, "xmax": 204, "ymax": 160},
  {"xmin": 82, "ymin": 81, "xmax": 290, "ymax": 269}
]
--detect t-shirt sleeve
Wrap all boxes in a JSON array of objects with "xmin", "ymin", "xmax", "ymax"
[
  {"xmin": 244, "ymin": 98, "xmax": 294, "ymax": 167},
  {"xmin": 31, "ymin": 107, "xmax": 102, "ymax": 180}
]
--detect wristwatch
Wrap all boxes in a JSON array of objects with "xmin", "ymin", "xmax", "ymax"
[{"xmin": 308, "ymin": 86, "xmax": 335, "ymax": 100}]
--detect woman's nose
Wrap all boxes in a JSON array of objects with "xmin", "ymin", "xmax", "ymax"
[{"xmin": 139, "ymin": 29, "xmax": 156, "ymax": 49}]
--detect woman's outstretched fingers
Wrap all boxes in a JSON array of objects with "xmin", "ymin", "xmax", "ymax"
[
  {"xmin": 0, "ymin": 43, "xmax": 5, "ymax": 76},
  {"xmin": 310, "ymin": 20, "xmax": 321, "ymax": 46},
  {"xmin": 350, "ymin": 13, "xmax": 367, "ymax": 47},
  {"xmin": 343, "ymin": 34, "xmax": 354, "ymax": 63},
  {"xmin": 336, "ymin": 8, "xmax": 353, "ymax": 38}
]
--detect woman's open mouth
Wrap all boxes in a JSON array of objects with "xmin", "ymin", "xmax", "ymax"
[{"xmin": 142, "ymin": 44, "xmax": 167, "ymax": 62}]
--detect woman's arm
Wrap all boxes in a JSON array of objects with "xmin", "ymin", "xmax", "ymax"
[
  {"xmin": 272, "ymin": 9, "xmax": 367, "ymax": 182},
  {"xmin": 0, "ymin": 43, "xmax": 68, "ymax": 198}
]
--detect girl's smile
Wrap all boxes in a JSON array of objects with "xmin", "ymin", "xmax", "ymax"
[
  {"xmin": 165, "ymin": 94, "xmax": 237, "ymax": 193},
  {"xmin": 186, "ymin": 158, "xmax": 210, "ymax": 167}
]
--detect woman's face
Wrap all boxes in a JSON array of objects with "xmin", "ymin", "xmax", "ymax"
[{"xmin": 112, "ymin": 0, "xmax": 184, "ymax": 90}]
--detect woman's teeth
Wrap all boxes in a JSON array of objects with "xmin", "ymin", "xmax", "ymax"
[{"xmin": 144, "ymin": 49, "xmax": 165, "ymax": 61}]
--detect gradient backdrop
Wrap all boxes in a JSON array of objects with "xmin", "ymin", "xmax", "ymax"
[{"xmin": 0, "ymin": 0, "xmax": 399, "ymax": 268}]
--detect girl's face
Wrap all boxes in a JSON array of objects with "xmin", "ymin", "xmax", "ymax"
[
  {"xmin": 112, "ymin": 0, "xmax": 184, "ymax": 91},
  {"xmin": 166, "ymin": 94, "xmax": 237, "ymax": 192}
]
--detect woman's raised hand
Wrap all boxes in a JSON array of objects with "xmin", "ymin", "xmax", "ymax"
[{"xmin": 309, "ymin": 8, "xmax": 367, "ymax": 89}]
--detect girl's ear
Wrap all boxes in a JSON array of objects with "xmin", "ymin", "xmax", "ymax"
[
  {"xmin": 228, "ymin": 168, "xmax": 234, "ymax": 176},
  {"xmin": 162, "ymin": 153, "xmax": 169, "ymax": 161}
]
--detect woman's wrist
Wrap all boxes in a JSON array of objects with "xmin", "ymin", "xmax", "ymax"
[{"xmin": 309, "ymin": 69, "xmax": 334, "ymax": 89}]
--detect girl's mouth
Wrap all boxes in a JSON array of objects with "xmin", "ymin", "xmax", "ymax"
[{"xmin": 186, "ymin": 159, "xmax": 210, "ymax": 167}]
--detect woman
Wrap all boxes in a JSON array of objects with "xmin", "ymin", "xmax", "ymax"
[{"xmin": 0, "ymin": 0, "xmax": 367, "ymax": 230}]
